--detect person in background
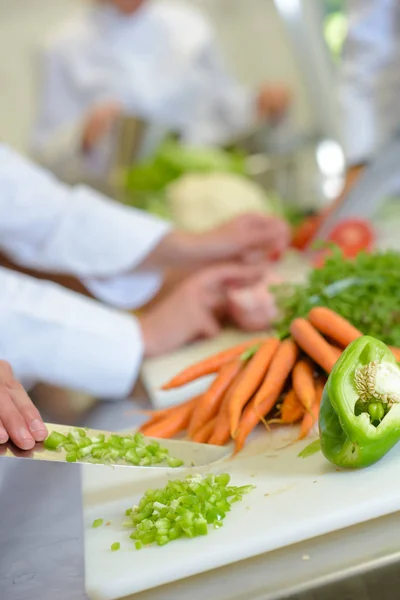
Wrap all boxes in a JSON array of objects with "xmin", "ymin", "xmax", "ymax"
[
  {"xmin": 0, "ymin": 360, "xmax": 47, "ymax": 450},
  {"xmin": 337, "ymin": 0, "xmax": 400, "ymax": 197},
  {"xmin": 31, "ymin": 0, "xmax": 291, "ymax": 182},
  {"xmin": 0, "ymin": 144, "xmax": 290, "ymax": 401},
  {"xmin": 292, "ymin": 0, "xmax": 400, "ymax": 247}
]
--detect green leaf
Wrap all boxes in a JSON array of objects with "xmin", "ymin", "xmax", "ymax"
[
  {"xmin": 298, "ymin": 439, "xmax": 321, "ymax": 458},
  {"xmin": 240, "ymin": 343, "xmax": 262, "ymax": 362}
]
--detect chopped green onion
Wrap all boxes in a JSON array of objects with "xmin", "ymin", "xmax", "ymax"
[
  {"xmin": 92, "ymin": 519, "xmax": 104, "ymax": 528},
  {"xmin": 111, "ymin": 542, "xmax": 120, "ymax": 552},
  {"xmin": 125, "ymin": 474, "xmax": 255, "ymax": 549},
  {"xmin": 43, "ymin": 428, "xmax": 183, "ymax": 468},
  {"xmin": 43, "ymin": 431, "xmax": 68, "ymax": 450}
]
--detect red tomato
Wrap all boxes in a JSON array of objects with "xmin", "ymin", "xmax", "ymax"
[
  {"xmin": 328, "ymin": 218, "xmax": 375, "ymax": 258},
  {"xmin": 291, "ymin": 215, "xmax": 322, "ymax": 250}
]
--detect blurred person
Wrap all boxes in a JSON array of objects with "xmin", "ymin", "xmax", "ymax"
[
  {"xmin": 0, "ymin": 144, "xmax": 290, "ymax": 400},
  {"xmin": 338, "ymin": 0, "xmax": 400, "ymax": 195},
  {"xmin": 291, "ymin": 0, "xmax": 400, "ymax": 248},
  {"xmin": 31, "ymin": 0, "xmax": 291, "ymax": 182}
]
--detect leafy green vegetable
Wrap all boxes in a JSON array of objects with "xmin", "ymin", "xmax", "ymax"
[
  {"xmin": 111, "ymin": 542, "xmax": 120, "ymax": 552},
  {"xmin": 298, "ymin": 439, "xmax": 321, "ymax": 458},
  {"xmin": 124, "ymin": 138, "xmax": 247, "ymax": 212},
  {"xmin": 92, "ymin": 519, "xmax": 104, "ymax": 528},
  {"xmin": 125, "ymin": 473, "xmax": 254, "ymax": 549},
  {"xmin": 273, "ymin": 247, "xmax": 400, "ymax": 347},
  {"xmin": 44, "ymin": 429, "xmax": 184, "ymax": 468}
]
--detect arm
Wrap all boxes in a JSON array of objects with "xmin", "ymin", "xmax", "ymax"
[
  {"xmin": 339, "ymin": 0, "xmax": 400, "ymax": 166},
  {"xmin": 0, "ymin": 267, "xmax": 142, "ymax": 399},
  {"xmin": 0, "ymin": 145, "xmax": 171, "ymax": 307}
]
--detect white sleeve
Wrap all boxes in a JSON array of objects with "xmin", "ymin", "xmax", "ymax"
[
  {"xmin": 0, "ymin": 145, "xmax": 172, "ymax": 308},
  {"xmin": 0, "ymin": 267, "xmax": 142, "ymax": 398},
  {"xmin": 339, "ymin": 0, "xmax": 400, "ymax": 164}
]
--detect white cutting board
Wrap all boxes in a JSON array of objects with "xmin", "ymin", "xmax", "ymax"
[{"xmin": 83, "ymin": 429, "xmax": 400, "ymax": 600}]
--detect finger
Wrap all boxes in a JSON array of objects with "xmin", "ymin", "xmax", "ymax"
[
  {"xmin": 202, "ymin": 263, "xmax": 264, "ymax": 289},
  {"xmin": 0, "ymin": 360, "xmax": 13, "ymax": 380},
  {"xmin": 10, "ymin": 382, "xmax": 47, "ymax": 442},
  {"xmin": 0, "ymin": 391, "xmax": 35, "ymax": 450},
  {"xmin": 0, "ymin": 418, "xmax": 9, "ymax": 444}
]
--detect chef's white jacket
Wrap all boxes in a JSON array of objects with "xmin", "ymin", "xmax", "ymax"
[
  {"xmin": 0, "ymin": 144, "xmax": 171, "ymax": 397},
  {"xmin": 339, "ymin": 0, "xmax": 400, "ymax": 166},
  {"xmin": 31, "ymin": 0, "xmax": 256, "ymax": 181}
]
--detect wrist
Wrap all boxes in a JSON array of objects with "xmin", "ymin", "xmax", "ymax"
[
  {"xmin": 141, "ymin": 230, "xmax": 204, "ymax": 270},
  {"xmin": 138, "ymin": 313, "xmax": 158, "ymax": 359}
]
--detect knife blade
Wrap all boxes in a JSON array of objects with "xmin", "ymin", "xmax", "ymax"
[{"xmin": 0, "ymin": 423, "xmax": 230, "ymax": 469}]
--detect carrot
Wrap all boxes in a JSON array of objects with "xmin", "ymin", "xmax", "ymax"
[
  {"xmin": 161, "ymin": 338, "xmax": 264, "ymax": 390},
  {"xmin": 290, "ymin": 318, "xmax": 338, "ymax": 374},
  {"xmin": 308, "ymin": 307, "xmax": 362, "ymax": 348},
  {"xmin": 140, "ymin": 396, "xmax": 198, "ymax": 439},
  {"xmin": 139, "ymin": 397, "xmax": 198, "ymax": 432},
  {"xmin": 298, "ymin": 377, "xmax": 325, "ymax": 440},
  {"xmin": 252, "ymin": 339, "xmax": 299, "ymax": 414},
  {"xmin": 292, "ymin": 359, "xmax": 316, "ymax": 411},
  {"xmin": 389, "ymin": 346, "xmax": 400, "ymax": 361},
  {"xmin": 228, "ymin": 338, "xmax": 280, "ymax": 438},
  {"xmin": 188, "ymin": 359, "xmax": 243, "ymax": 437},
  {"xmin": 234, "ymin": 340, "xmax": 299, "ymax": 451},
  {"xmin": 279, "ymin": 388, "xmax": 305, "ymax": 424},
  {"xmin": 234, "ymin": 393, "xmax": 275, "ymax": 454},
  {"xmin": 137, "ymin": 397, "xmax": 195, "ymax": 427},
  {"xmin": 207, "ymin": 366, "xmax": 244, "ymax": 446},
  {"xmin": 329, "ymin": 344, "xmax": 343, "ymax": 361},
  {"xmin": 191, "ymin": 418, "xmax": 217, "ymax": 444}
]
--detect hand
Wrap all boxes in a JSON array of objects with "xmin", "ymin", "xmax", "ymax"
[
  {"xmin": 257, "ymin": 83, "xmax": 291, "ymax": 122},
  {"xmin": 139, "ymin": 263, "xmax": 264, "ymax": 358},
  {"xmin": 142, "ymin": 213, "xmax": 291, "ymax": 270},
  {"xmin": 82, "ymin": 101, "xmax": 122, "ymax": 152},
  {"xmin": 0, "ymin": 361, "xmax": 47, "ymax": 450}
]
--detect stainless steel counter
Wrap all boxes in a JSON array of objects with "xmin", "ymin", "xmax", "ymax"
[{"xmin": 1, "ymin": 400, "xmax": 400, "ymax": 600}]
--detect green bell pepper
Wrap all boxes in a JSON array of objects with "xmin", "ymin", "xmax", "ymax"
[{"xmin": 319, "ymin": 335, "xmax": 400, "ymax": 468}]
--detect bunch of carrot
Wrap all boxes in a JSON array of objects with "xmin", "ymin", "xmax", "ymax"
[{"xmin": 139, "ymin": 308, "xmax": 400, "ymax": 454}]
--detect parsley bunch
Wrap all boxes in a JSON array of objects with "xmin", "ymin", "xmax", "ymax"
[{"xmin": 273, "ymin": 248, "xmax": 400, "ymax": 347}]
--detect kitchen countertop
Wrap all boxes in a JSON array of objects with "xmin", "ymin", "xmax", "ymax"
[{"xmin": 2, "ymin": 399, "xmax": 400, "ymax": 600}]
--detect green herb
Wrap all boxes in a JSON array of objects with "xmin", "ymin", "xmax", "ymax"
[
  {"xmin": 92, "ymin": 519, "xmax": 104, "ymax": 529},
  {"xmin": 44, "ymin": 429, "xmax": 184, "ymax": 468},
  {"xmin": 240, "ymin": 343, "xmax": 261, "ymax": 362},
  {"xmin": 111, "ymin": 542, "xmax": 120, "ymax": 552},
  {"xmin": 298, "ymin": 439, "xmax": 321, "ymax": 458},
  {"xmin": 125, "ymin": 474, "xmax": 255, "ymax": 549},
  {"xmin": 124, "ymin": 138, "xmax": 246, "ymax": 208},
  {"xmin": 273, "ymin": 248, "xmax": 400, "ymax": 347}
]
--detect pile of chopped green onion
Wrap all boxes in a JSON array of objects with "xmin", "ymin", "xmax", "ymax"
[
  {"xmin": 124, "ymin": 473, "xmax": 255, "ymax": 549},
  {"xmin": 43, "ymin": 428, "xmax": 184, "ymax": 468}
]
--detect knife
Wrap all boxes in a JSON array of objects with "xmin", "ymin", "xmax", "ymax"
[{"xmin": 0, "ymin": 423, "xmax": 230, "ymax": 469}]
